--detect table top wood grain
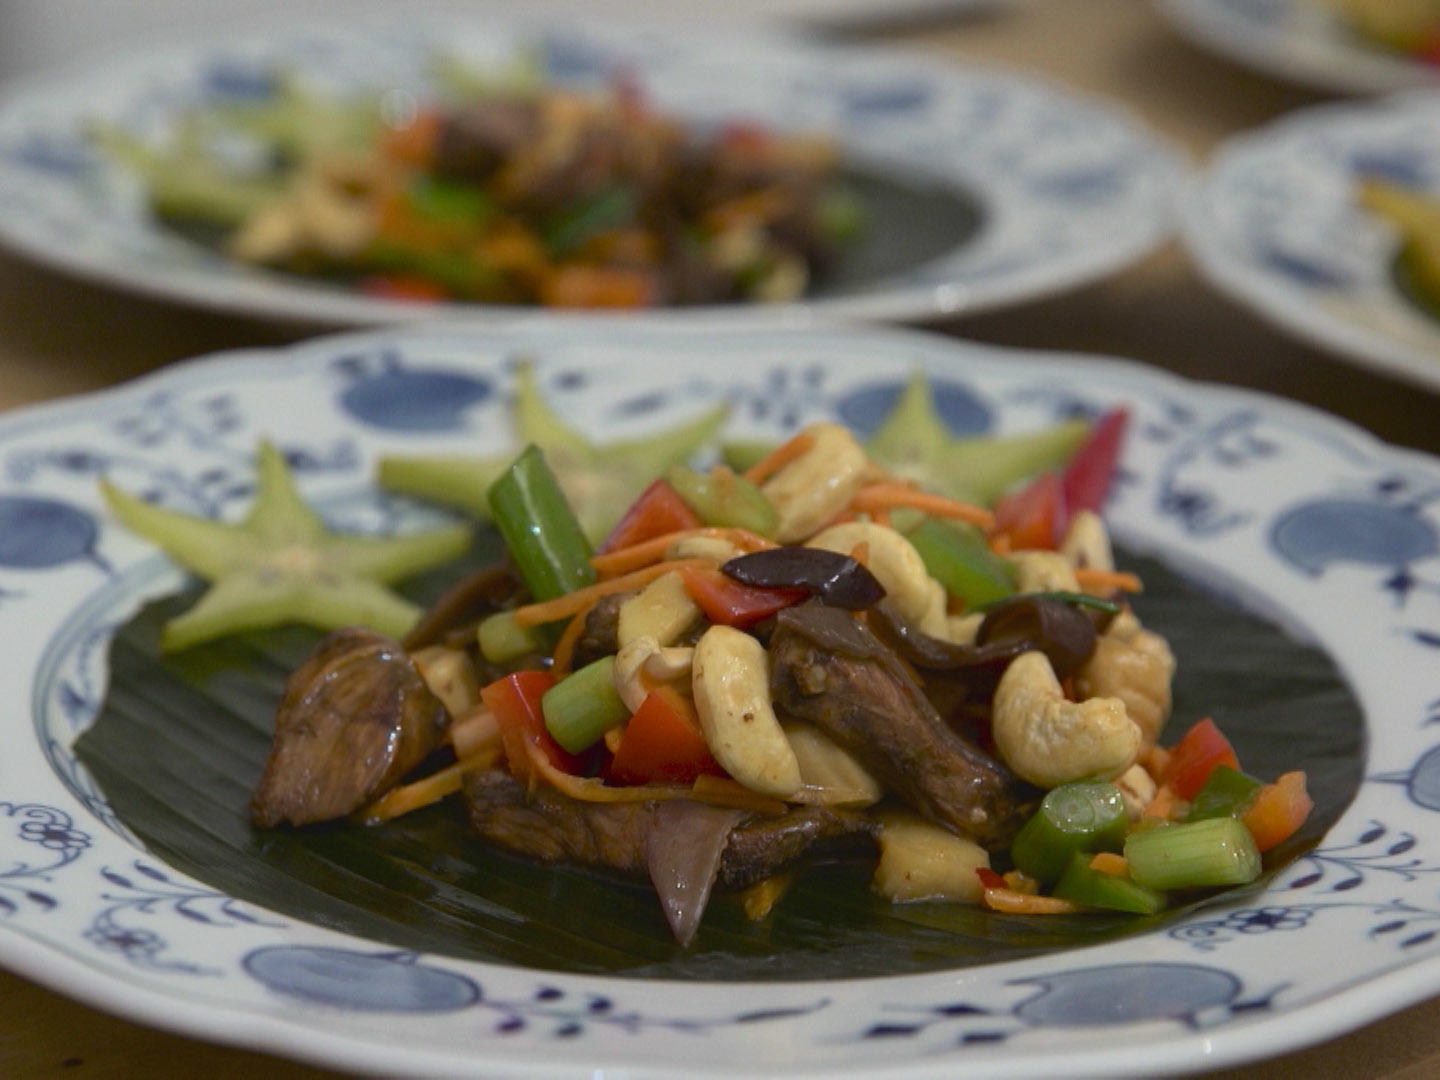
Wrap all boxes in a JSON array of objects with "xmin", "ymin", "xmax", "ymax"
[{"xmin": 1, "ymin": 1, "xmax": 1437, "ymax": 1077}]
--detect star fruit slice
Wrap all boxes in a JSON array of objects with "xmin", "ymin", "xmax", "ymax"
[
  {"xmin": 101, "ymin": 441, "xmax": 472, "ymax": 651},
  {"xmin": 377, "ymin": 361, "xmax": 728, "ymax": 542}
]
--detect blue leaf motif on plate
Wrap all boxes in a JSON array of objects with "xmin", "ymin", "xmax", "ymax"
[
  {"xmin": 1011, "ymin": 963, "xmax": 1245, "ymax": 1027},
  {"xmin": 1269, "ymin": 498, "xmax": 1438, "ymax": 577},
  {"xmin": 338, "ymin": 368, "xmax": 493, "ymax": 432},
  {"xmin": 841, "ymin": 80, "xmax": 933, "ymax": 118},
  {"xmin": 244, "ymin": 946, "xmax": 481, "ymax": 1012},
  {"xmin": 834, "ymin": 379, "xmax": 991, "ymax": 439},
  {"xmin": 0, "ymin": 496, "xmax": 102, "ymax": 570}
]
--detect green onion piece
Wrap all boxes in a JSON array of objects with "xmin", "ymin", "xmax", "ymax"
[
  {"xmin": 542, "ymin": 656, "xmax": 628, "ymax": 753},
  {"xmin": 1186, "ymin": 766, "xmax": 1265, "ymax": 823},
  {"xmin": 906, "ymin": 517, "xmax": 1015, "ymax": 609},
  {"xmin": 488, "ymin": 445, "xmax": 596, "ymax": 604},
  {"xmin": 1010, "ymin": 781, "xmax": 1129, "ymax": 886},
  {"xmin": 1124, "ymin": 817, "xmax": 1262, "ymax": 890},
  {"xmin": 477, "ymin": 611, "xmax": 546, "ymax": 665},
  {"xmin": 1052, "ymin": 852, "xmax": 1168, "ymax": 915},
  {"xmin": 666, "ymin": 464, "xmax": 778, "ymax": 537}
]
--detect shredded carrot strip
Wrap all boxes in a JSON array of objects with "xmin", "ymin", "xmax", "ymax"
[
  {"xmin": 513, "ymin": 559, "xmax": 708, "ymax": 627},
  {"xmin": 525, "ymin": 740, "xmax": 691, "ymax": 802},
  {"xmin": 848, "ymin": 540, "xmax": 870, "ymax": 567},
  {"xmin": 989, "ymin": 532, "xmax": 1013, "ymax": 555},
  {"xmin": 1143, "ymin": 784, "xmax": 1179, "ymax": 821},
  {"xmin": 870, "ymin": 508, "xmax": 892, "ymax": 528},
  {"xmin": 1088, "ymin": 852, "xmax": 1130, "ymax": 876},
  {"xmin": 742, "ymin": 431, "xmax": 815, "ymax": 485},
  {"xmin": 690, "ymin": 775, "xmax": 788, "ymax": 815},
  {"xmin": 359, "ymin": 749, "xmax": 499, "ymax": 823},
  {"xmin": 590, "ymin": 527, "xmax": 776, "ymax": 577},
  {"xmin": 1002, "ymin": 870, "xmax": 1041, "ymax": 894},
  {"xmin": 1074, "ymin": 567, "xmax": 1144, "ymax": 594},
  {"xmin": 739, "ymin": 873, "xmax": 793, "ymax": 920},
  {"xmin": 549, "ymin": 602, "xmax": 596, "ymax": 675},
  {"xmin": 981, "ymin": 887, "xmax": 1079, "ymax": 915},
  {"xmin": 849, "ymin": 484, "xmax": 994, "ymax": 528}
]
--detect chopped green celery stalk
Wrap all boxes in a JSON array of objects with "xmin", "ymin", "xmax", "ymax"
[
  {"xmin": 407, "ymin": 176, "xmax": 494, "ymax": 224},
  {"xmin": 906, "ymin": 517, "xmax": 1015, "ymax": 609},
  {"xmin": 487, "ymin": 445, "xmax": 596, "ymax": 604},
  {"xmin": 477, "ymin": 611, "xmax": 546, "ymax": 664},
  {"xmin": 721, "ymin": 440, "xmax": 775, "ymax": 474},
  {"xmin": 1052, "ymin": 852, "xmax": 1168, "ymax": 915},
  {"xmin": 1010, "ymin": 781, "xmax": 1129, "ymax": 886},
  {"xmin": 865, "ymin": 372, "xmax": 1089, "ymax": 505},
  {"xmin": 376, "ymin": 455, "xmax": 504, "ymax": 519},
  {"xmin": 1186, "ymin": 766, "xmax": 1264, "ymax": 823},
  {"xmin": 666, "ymin": 464, "xmax": 778, "ymax": 537},
  {"xmin": 973, "ymin": 590, "xmax": 1122, "ymax": 616},
  {"xmin": 1124, "ymin": 817, "xmax": 1262, "ymax": 890},
  {"xmin": 542, "ymin": 656, "xmax": 628, "ymax": 753},
  {"xmin": 816, "ymin": 185, "xmax": 865, "ymax": 242},
  {"xmin": 543, "ymin": 184, "xmax": 636, "ymax": 256}
]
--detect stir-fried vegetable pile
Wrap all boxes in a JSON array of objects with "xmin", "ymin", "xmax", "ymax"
[
  {"xmin": 1319, "ymin": 0, "xmax": 1440, "ymax": 60},
  {"xmin": 100, "ymin": 377, "xmax": 1313, "ymax": 945},
  {"xmin": 96, "ymin": 68, "xmax": 862, "ymax": 307}
]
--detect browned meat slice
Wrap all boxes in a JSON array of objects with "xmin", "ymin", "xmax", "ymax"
[
  {"xmin": 568, "ymin": 590, "xmax": 633, "ymax": 670},
  {"xmin": 463, "ymin": 770, "xmax": 875, "ymax": 891},
  {"xmin": 251, "ymin": 628, "xmax": 449, "ymax": 828},
  {"xmin": 402, "ymin": 561, "xmax": 523, "ymax": 652},
  {"xmin": 768, "ymin": 604, "xmax": 1031, "ymax": 850}
]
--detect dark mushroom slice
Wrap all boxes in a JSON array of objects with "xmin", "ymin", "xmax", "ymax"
[
  {"xmin": 251, "ymin": 628, "xmax": 450, "ymax": 828},
  {"xmin": 568, "ymin": 589, "xmax": 636, "ymax": 670},
  {"xmin": 768, "ymin": 603, "xmax": 1033, "ymax": 850},
  {"xmin": 722, "ymin": 547, "xmax": 886, "ymax": 610},
  {"xmin": 402, "ymin": 560, "xmax": 524, "ymax": 652}
]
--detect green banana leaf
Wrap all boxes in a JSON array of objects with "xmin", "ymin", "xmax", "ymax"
[{"xmin": 75, "ymin": 544, "xmax": 1363, "ymax": 981}]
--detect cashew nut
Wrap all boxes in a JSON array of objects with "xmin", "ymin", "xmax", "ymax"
[
  {"xmin": 1114, "ymin": 763, "xmax": 1158, "ymax": 820},
  {"xmin": 762, "ymin": 423, "xmax": 871, "ymax": 542},
  {"xmin": 691, "ymin": 625, "xmax": 800, "ymax": 797},
  {"xmin": 617, "ymin": 569, "xmax": 700, "ymax": 648},
  {"xmin": 1074, "ymin": 609, "xmax": 1175, "ymax": 747},
  {"xmin": 410, "ymin": 645, "xmax": 480, "ymax": 719},
  {"xmin": 872, "ymin": 811, "xmax": 989, "ymax": 903},
  {"xmin": 613, "ymin": 636, "xmax": 695, "ymax": 714},
  {"xmin": 992, "ymin": 650, "xmax": 1141, "ymax": 789},
  {"xmin": 1060, "ymin": 510, "xmax": 1115, "ymax": 576},
  {"xmin": 1009, "ymin": 550, "xmax": 1080, "ymax": 594},
  {"xmin": 666, "ymin": 536, "xmax": 744, "ymax": 566},
  {"xmin": 783, "ymin": 721, "xmax": 883, "ymax": 807},
  {"xmin": 806, "ymin": 520, "xmax": 948, "ymax": 635}
]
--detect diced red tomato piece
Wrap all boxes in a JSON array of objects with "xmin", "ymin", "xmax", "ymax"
[
  {"xmin": 1242, "ymin": 771, "xmax": 1313, "ymax": 853},
  {"xmin": 679, "ymin": 564, "xmax": 807, "ymax": 628},
  {"xmin": 1061, "ymin": 407, "xmax": 1128, "ymax": 519},
  {"xmin": 993, "ymin": 471, "xmax": 1064, "ymax": 551},
  {"xmin": 598, "ymin": 479, "xmax": 703, "ymax": 554},
  {"xmin": 479, "ymin": 670, "xmax": 580, "ymax": 783},
  {"xmin": 1163, "ymin": 717, "xmax": 1241, "ymax": 801},
  {"xmin": 609, "ymin": 687, "xmax": 724, "ymax": 786}
]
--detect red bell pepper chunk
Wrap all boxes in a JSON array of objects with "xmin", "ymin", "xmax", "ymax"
[
  {"xmin": 598, "ymin": 478, "xmax": 703, "ymax": 554},
  {"xmin": 1243, "ymin": 771, "xmax": 1313, "ymax": 853},
  {"xmin": 679, "ymin": 564, "xmax": 807, "ymax": 628},
  {"xmin": 1061, "ymin": 407, "xmax": 1128, "ymax": 519},
  {"xmin": 975, "ymin": 866, "xmax": 1006, "ymax": 891},
  {"xmin": 609, "ymin": 687, "xmax": 724, "ymax": 786},
  {"xmin": 1164, "ymin": 717, "xmax": 1241, "ymax": 801},
  {"xmin": 479, "ymin": 670, "xmax": 580, "ymax": 783},
  {"xmin": 993, "ymin": 471, "xmax": 1064, "ymax": 551}
]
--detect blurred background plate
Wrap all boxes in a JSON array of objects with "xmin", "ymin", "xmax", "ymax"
[
  {"xmin": 1157, "ymin": 0, "xmax": 1440, "ymax": 95},
  {"xmin": 1181, "ymin": 91, "xmax": 1440, "ymax": 391},
  {"xmin": 0, "ymin": 11, "xmax": 1179, "ymax": 327}
]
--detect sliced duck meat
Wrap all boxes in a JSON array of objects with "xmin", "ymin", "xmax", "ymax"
[
  {"xmin": 768, "ymin": 603, "xmax": 1032, "ymax": 850},
  {"xmin": 251, "ymin": 628, "xmax": 449, "ymax": 828},
  {"xmin": 463, "ymin": 770, "xmax": 875, "ymax": 892}
]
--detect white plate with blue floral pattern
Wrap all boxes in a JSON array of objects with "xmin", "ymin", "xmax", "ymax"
[
  {"xmin": 1158, "ymin": 0, "xmax": 1440, "ymax": 95},
  {"xmin": 1181, "ymin": 91, "xmax": 1440, "ymax": 393},
  {"xmin": 0, "ymin": 15, "xmax": 1179, "ymax": 327},
  {"xmin": 2, "ymin": 322, "xmax": 1440, "ymax": 1077}
]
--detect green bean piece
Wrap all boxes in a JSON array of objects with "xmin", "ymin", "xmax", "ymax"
[
  {"xmin": 666, "ymin": 464, "xmax": 779, "ymax": 537},
  {"xmin": 906, "ymin": 516, "xmax": 1015, "ymax": 608},
  {"xmin": 1052, "ymin": 852, "xmax": 1168, "ymax": 915},
  {"xmin": 477, "ymin": 611, "xmax": 547, "ymax": 665},
  {"xmin": 487, "ymin": 445, "xmax": 596, "ymax": 604},
  {"xmin": 1124, "ymin": 817, "xmax": 1262, "ymax": 891},
  {"xmin": 1010, "ymin": 781, "xmax": 1129, "ymax": 886},
  {"xmin": 542, "ymin": 656, "xmax": 629, "ymax": 753},
  {"xmin": 1186, "ymin": 766, "xmax": 1265, "ymax": 823}
]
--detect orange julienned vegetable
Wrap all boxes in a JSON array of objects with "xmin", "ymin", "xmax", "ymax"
[
  {"xmin": 1242, "ymin": 771, "xmax": 1313, "ymax": 852},
  {"xmin": 1073, "ymin": 567, "xmax": 1144, "ymax": 594},
  {"xmin": 847, "ymin": 484, "xmax": 995, "ymax": 528},
  {"xmin": 741, "ymin": 431, "xmax": 815, "ymax": 485},
  {"xmin": 590, "ymin": 527, "xmax": 775, "ymax": 578},
  {"xmin": 511, "ymin": 558, "xmax": 708, "ymax": 627}
]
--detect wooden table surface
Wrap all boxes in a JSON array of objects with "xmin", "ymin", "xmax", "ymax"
[{"xmin": 2, "ymin": 1, "xmax": 1438, "ymax": 1077}]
